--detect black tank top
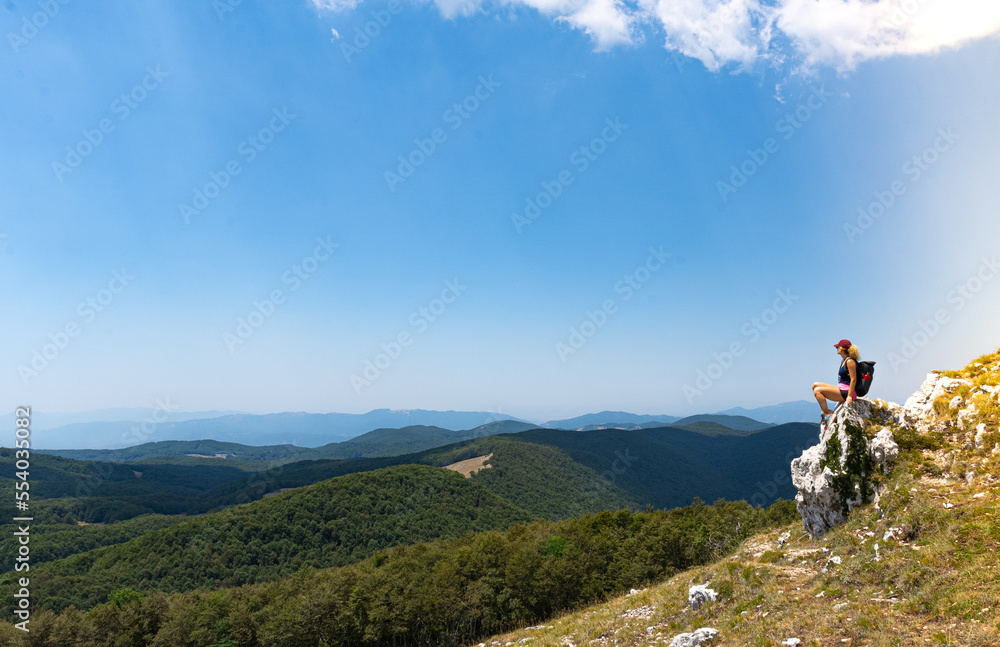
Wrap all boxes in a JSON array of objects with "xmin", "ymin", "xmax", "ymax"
[{"xmin": 838, "ymin": 360, "xmax": 852, "ymax": 385}]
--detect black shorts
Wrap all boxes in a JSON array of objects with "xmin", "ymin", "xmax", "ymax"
[{"xmin": 839, "ymin": 388, "xmax": 850, "ymax": 399}]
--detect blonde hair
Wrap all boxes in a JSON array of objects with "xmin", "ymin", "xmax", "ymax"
[{"xmin": 846, "ymin": 345, "xmax": 860, "ymax": 361}]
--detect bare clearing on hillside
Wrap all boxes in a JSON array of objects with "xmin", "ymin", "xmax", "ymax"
[{"xmin": 445, "ymin": 453, "xmax": 493, "ymax": 478}]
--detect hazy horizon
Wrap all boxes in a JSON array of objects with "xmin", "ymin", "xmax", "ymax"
[{"xmin": 4, "ymin": 400, "xmax": 804, "ymax": 424}]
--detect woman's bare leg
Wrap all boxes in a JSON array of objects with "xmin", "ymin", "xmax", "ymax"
[{"xmin": 812, "ymin": 382, "xmax": 844, "ymax": 414}]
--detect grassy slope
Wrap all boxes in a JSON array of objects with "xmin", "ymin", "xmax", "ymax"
[{"xmin": 480, "ymin": 349, "xmax": 1000, "ymax": 647}]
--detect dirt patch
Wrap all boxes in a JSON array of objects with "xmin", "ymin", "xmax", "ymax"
[
  {"xmin": 443, "ymin": 453, "xmax": 493, "ymax": 478},
  {"xmin": 262, "ymin": 488, "xmax": 294, "ymax": 498}
]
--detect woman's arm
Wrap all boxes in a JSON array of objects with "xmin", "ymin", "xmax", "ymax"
[{"xmin": 847, "ymin": 359, "xmax": 858, "ymax": 401}]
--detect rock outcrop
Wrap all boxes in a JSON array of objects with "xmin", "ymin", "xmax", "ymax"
[
  {"xmin": 898, "ymin": 372, "xmax": 971, "ymax": 432},
  {"xmin": 688, "ymin": 583, "xmax": 717, "ymax": 610},
  {"xmin": 791, "ymin": 398, "xmax": 897, "ymax": 538},
  {"xmin": 668, "ymin": 627, "xmax": 718, "ymax": 647},
  {"xmin": 869, "ymin": 427, "xmax": 899, "ymax": 470}
]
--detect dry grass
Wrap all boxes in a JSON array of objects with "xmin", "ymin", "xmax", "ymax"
[
  {"xmin": 444, "ymin": 453, "xmax": 494, "ymax": 478},
  {"xmin": 474, "ymin": 350, "xmax": 1000, "ymax": 647}
]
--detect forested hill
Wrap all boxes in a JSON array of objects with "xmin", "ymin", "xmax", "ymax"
[
  {"xmin": 2, "ymin": 464, "xmax": 531, "ymax": 613},
  {"xmin": 2, "ymin": 421, "xmax": 817, "ymax": 532},
  {"xmin": 507, "ymin": 423, "xmax": 817, "ymax": 509},
  {"xmin": 184, "ymin": 423, "xmax": 818, "ymax": 521},
  {"xmin": 0, "ymin": 418, "xmax": 820, "ymax": 633},
  {"xmin": 0, "ymin": 499, "xmax": 798, "ymax": 645}
]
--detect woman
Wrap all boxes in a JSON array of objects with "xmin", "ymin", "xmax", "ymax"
[{"xmin": 812, "ymin": 339, "xmax": 859, "ymax": 426}]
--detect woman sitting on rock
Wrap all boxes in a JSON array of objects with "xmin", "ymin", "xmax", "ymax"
[{"xmin": 812, "ymin": 339, "xmax": 859, "ymax": 427}]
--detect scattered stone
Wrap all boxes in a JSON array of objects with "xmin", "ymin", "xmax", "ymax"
[
  {"xmin": 943, "ymin": 502, "xmax": 955, "ymax": 509},
  {"xmin": 688, "ymin": 584, "xmax": 717, "ymax": 610},
  {"xmin": 975, "ymin": 423, "xmax": 988, "ymax": 448},
  {"xmin": 949, "ymin": 396, "xmax": 963, "ymax": 409},
  {"xmin": 823, "ymin": 555, "xmax": 842, "ymax": 572},
  {"xmin": 781, "ymin": 639, "xmax": 801, "ymax": 647},
  {"xmin": 883, "ymin": 527, "xmax": 900, "ymax": 542},
  {"xmin": 777, "ymin": 531, "xmax": 791, "ymax": 548},
  {"xmin": 973, "ymin": 492, "xmax": 986, "ymax": 498},
  {"xmin": 958, "ymin": 402, "xmax": 979, "ymax": 428},
  {"xmin": 621, "ymin": 605, "xmax": 656, "ymax": 620},
  {"xmin": 668, "ymin": 628, "xmax": 718, "ymax": 647}
]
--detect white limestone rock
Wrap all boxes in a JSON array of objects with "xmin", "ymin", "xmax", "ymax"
[
  {"xmin": 869, "ymin": 427, "xmax": 899, "ymax": 470},
  {"xmin": 792, "ymin": 401, "xmax": 878, "ymax": 538},
  {"xmin": 975, "ymin": 423, "xmax": 988, "ymax": 448},
  {"xmin": 822, "ymin": 555, "xmax": 842, "ymax": 572},
  {"xmin": 899, "ymin": 373, "xmax": 971, "ymax": 432},
  {"xmin": 957, "ymin": 402, "xmax": 979, "ymax": 429},
  {"xmin": 669, "ymin": 628, "xmax": 719, "ymax": 647},
  {"xmin": 688, "ymin": 583, "xmax": 717, "ymax": 610}
]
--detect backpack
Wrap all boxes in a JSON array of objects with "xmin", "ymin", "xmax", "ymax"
[{"xmin": 855, "ymin": 360, "xmax": 876, "ymax": 397}]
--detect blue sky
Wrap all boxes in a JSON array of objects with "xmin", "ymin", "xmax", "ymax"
[{"xmin": 2, "ymin": 0, "xmax": 999, "ymax": 423}]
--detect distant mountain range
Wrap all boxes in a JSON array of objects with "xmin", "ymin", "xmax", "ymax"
[
  {"xmin": 0, "ymin": 407, "xmax": 242, "ymax": 432},
  {"xmin": 714, "ymin": 400, "xmax": 819, "ymax": 425},
  {"xmin": 23, "ymin": 409, "xmax": 533, "ymax": 450},
  {"xmin": 14, "ymin": 402, "xmax": 818, "ymax": 450}
]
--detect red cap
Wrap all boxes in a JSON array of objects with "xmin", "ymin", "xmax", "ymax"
[{"xmin": 834, "ymin": 339, "xmax": 852, "ymax": 348}]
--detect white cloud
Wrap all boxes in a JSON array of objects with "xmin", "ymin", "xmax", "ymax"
[
  {"xmin": 553, "ymin": 0, "xmax": 638, "ymax": 50},
  {"xmin": 310, "ymin": 0, "xmax": 363, "ymax": 12},
  {"xmin": 776, "ymin": 0, "xmax": 1000, "ymax": 73},
  {"xmin": 434, "ymin": 0, "xmax": 486, "ymax": 18},
  {"xmin": 312, "ymin": 0, "xmax": 1000, "ymax": 72},
  {"xmin": 639, "ymin": 0, "xmax": 774, "ymax": 71}
]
